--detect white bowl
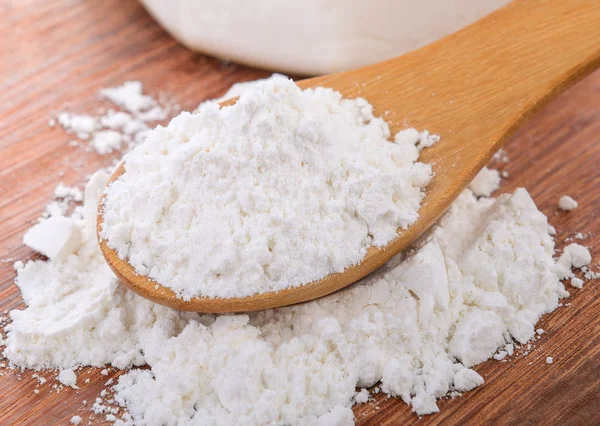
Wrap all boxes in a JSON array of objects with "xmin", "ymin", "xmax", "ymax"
[{"xmin": 141, "ymin": 0, "xmax": 510, "ymax": 75}]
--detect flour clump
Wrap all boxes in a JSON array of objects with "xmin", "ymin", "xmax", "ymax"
[
  {"xmin": 558, "ymin": 195, "xmax": 578, "ymax": 211},
  {"xmin": 101, "ymin": 77, "xmax": 435, "ymax": 299}
]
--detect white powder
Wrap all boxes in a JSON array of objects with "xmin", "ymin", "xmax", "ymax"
[
  {"xmin": 570, "ymin": 277, "xmax": 584, "ymax": 288},
  {"xmin": 54, "ymin": 81, "xmax": 170, "ymax": 155},
  {"xmin": 58, "ymin": 368, "xmax": 77, "ymax": 388},
  {"xmin": 4, "ymin": 77, "xmax": 594, "ymax": 425},
  {"xmin": 353, "ymin": 389, "xmax": 370, "ymax": 404},
  {"xmin": 492, "ymin": 148, "xmax": 510, "ymax": 163},
  {"xmin": 5, "ymin": 168, "xmax": 586, "ymax": 423},
  {"xmin": 23, "ymin": 215, "xmax": 81, "ymax": 262},
  {"xmin": 70, "ymin": 415, "xmax": 82, "ymax": 425},
  {"xmin": 546, "ymin": 356, "xmax": 553, "ymax": 364},
  {"xmin": 101, "ymin": 110, "xmax": 134, "ymax": 129},
  {"xmin": 557, "ymin": 243, "xmax": 592, "ymax": 272},
  {"xmin": 57, "ymin": 113, "xmax": 98, "ymax": 140},
  {"xmin": 91, "ymin": 130, "xmax": 123, "ymax": 155},
  {"xmin": 200, "ymin": 73, "xmax": 288, "ymax": 108},
  {"xmin": 101, "ymin": 77, "xmax": 435, "ymax": 299},
  {"xmin": 493, "ymin": 350, "xmax": 507, "ymax": 360},
  {"xmin": 100, "ymin": 81, "xmax": 158, "ymax": 115},
  {"xmin": 558, "ymin": 195, "xmax": 578, "ymax": 211},
  {"xmin": 54, "ymin": 184, "xmax": 83, "ymax": 202},
  {"xmin": 468, "ymin": 166, "xmax": 501, "ymax": 197}
]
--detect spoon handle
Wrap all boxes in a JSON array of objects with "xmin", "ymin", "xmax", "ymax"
[{"xmin": 303, "ymin": 0, "xmax": 600, "ymax": 163}]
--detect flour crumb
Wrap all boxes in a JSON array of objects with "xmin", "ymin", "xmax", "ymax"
[
  {"xmin": 559, "ymin": 243, "xmax": 592, "ymax": 270},
  {"xmin": 394, "ymin": 128, "xmax": 439, "ymax": 150},
  {"xmin": 558, "ymin": 195, "xmax": 578, "ymax": 211},
  {"xmin": 58, "ymin": 369, "xmax": 77, "ymax": 388},
  {"xmin": 54, "ymin": 184, "xmax": 83, "ymax": 202},
  {"xmin": 100, "ymin": 110, "xmax": 133, "ymax": 129},
  {"xmin": 100, "ymin": 81, "xmax": 159, "ymax": 115},
  {"xmin": 468, "ymin": 166, "xmax": 501, "ymax": 197},
  {"xmin": 57, "ymin": 113, "xmax": 97, "ymax": 139},
  {"xmin": 23, "ymin": 215, "xmax": 81, "ymax": 261},
  {"xmin": 546, "ymin": 357, "xmax": 553, "ymax": 364},
  {"xmin": 54, "ymin": 81, "xmax": 172, "ymax": 156},
  {"xmin": 493, "ymin": 350, "xmax": 507, "ymax": 360},
  {"xmin": 584, "ymin": 269, "xmax": 600, "ymax": 280},
  {"xmin": 354, "ymin": 389, "xmax": 370, "ymax": 404},
  {"xmin": 91, "ymin": 130, "xmax": 122, "ymax": 155},
  {"xmin": 70, "ymin": 416, "xmax": 82, "ymax": 425},
  {"xmin": 570, "ymin": 277, "xmax": 584, "ymax": 289},
  {"xmin": 492, "ymin": 148, "xmax": 510, "ymax": 163}
]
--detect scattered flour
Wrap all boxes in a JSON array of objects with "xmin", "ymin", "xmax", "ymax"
[
  {"xmin": 468, "ymin": 166, "xmax": 501, "ymax": 197},
  {"xmin": 91, "ymin": 130, "xmax": 123, "ymax": 155},
  {"xmin": 556, "ymin": 243, "xmax": 592, "ymax": 276},
  {"xmin": 101, "ymin": 77, "xmax": 436, "ymax": 299},
  {"xmin": 492, "ymin": 148, "xmax": 510, "ymax": 163},
  {"xmin": 54, "ymin": 184, "xmax": 83, "ymax": 202},
  {"xmin": 53, "ymin": 81, "xmax": 174, "ymax": 155},
  {"xmin": 558, "ymin": 195, "xmax": 578, "ymax": 211},
  {"xmin": 100, "ymin": 81, "xmax": 163, "ymax": 117},
  {"xmin": 58, "ymin": 368, "xmax": 77, "ymax": 388},
  {"xmin": 23, "ymin": 215, "xmax": 81, "ymax": 262},
  {"xmin": 4, "ymin": 169, "xmax": 590, "ymax": 423},
  {"xmin": 546, "ymin": 356, "xmax": 553, "ymax": 364},
  {"xmin": 353, "ymin": 389, "xmax": 370, "ymax": 404},
  {"xmin": 2, "ymin": 77, "xmax": 595, "ymax": 425},
  {"xmin": 57, "ymin": 113, "xmax": 97, "ymax": 140},
  {"xmin": 570, "ymin": 277, "xmax": 584, "ymax": 289}
]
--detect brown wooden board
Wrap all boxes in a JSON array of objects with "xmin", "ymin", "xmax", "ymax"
[{"xmin": 1, "ymin": 1, "xmax": 599, "ymax": 424}]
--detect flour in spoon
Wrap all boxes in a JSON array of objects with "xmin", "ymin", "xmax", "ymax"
[{"xmin": 100, "ymin": 76, "xmax": 437, "ymax": 299}]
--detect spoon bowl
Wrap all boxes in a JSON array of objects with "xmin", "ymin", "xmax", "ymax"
[{"xmin": 98, "ymin": 0, "xmax": 600, "ymax": 312}]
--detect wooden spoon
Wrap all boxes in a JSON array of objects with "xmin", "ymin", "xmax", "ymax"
[{"xmin": 98, "ymin": 0, "xmax": 600, "ymax": 313}]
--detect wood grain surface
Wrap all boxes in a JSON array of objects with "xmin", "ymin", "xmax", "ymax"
[{"xmin": 1, "ymin": 0, "xmax": 599, "ymax": 425}]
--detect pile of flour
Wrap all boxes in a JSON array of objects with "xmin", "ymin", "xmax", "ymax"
[
  {"xmin": 2, "ymin": 76, "xmax": 595, "ymax": 425},
  {"xmin": 101, "ymin": 76, "xmax": 437, "ymax": 299}
]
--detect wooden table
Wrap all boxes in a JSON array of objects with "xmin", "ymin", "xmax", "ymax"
[{"xmin": 1, "ymin": 1, "xmax": 599, "ymax": 424}]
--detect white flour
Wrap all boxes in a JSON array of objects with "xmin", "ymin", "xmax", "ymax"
[
  {"xmin": 54, "ymin": 81, "xmax": 175, "ymax": 155},
  {"xmin": 468, "ymin": 166, "xmax": 501, "ymax": 197},
  {"xmin": 2, "ymin": 77, "xmax": 595, "ymax": 425},
  {"xmin": 101, "ymin": 77, "xmax": 436, "ymax": 299},
  {"xmin": 558, "ymin": 195, "xmax": 578, "ymax": 211}
]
